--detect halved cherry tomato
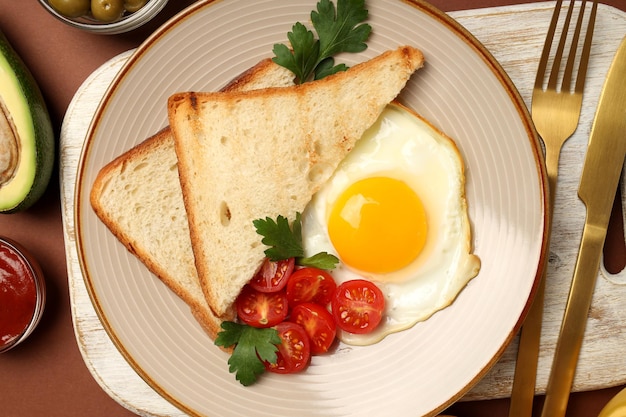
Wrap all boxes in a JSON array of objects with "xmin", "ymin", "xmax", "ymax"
[
  {"xmin": 286, "ymin": 267, "xmax": 337, "ymax": 307},
  {"xmin": 331, "ymin": 279, "xmax": 385, "ymax": 334},
  {"xmin": 249, "ymin": 257, "xmax": 295, "ymax": 293},
  {"xmin": 265, "ymin": 322, "xmax": 311, "ymax": 374},
  {"xmin": 291, "ymin": 303, "xmax": 336, "ymax": 354},
  {"xmin": 235, "ymin": 285, "xmax": 288, "ymax": 328}
]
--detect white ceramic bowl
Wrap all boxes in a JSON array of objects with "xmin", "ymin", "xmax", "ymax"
[{"xmin": 37, "ymin": 0, "xmax": 169, "ymax": 34}]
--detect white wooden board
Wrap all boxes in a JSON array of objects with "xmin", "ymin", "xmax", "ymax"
[{"xmin": 59, "ymin": 2, "xmax": 626, "ymax": 415}]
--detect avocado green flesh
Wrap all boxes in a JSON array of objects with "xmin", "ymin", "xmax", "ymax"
[{"xmin": 0, "ymin": 31, "xmax": 54, "ymax": 213}]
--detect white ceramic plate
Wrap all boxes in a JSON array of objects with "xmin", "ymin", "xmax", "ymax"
[{"xmin": 75, "ymin": 1, "xmax": 548, "ymax": 416}]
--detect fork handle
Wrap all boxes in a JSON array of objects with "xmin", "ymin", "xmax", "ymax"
[
  {"xmin": 509, "ymin": 276, "xmax": 546, "ymax": 417},
  {"xmin": 508, "ymin": 136, "xmax": 560, "ymax": 417}
]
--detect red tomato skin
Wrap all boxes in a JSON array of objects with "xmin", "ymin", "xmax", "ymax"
[
  {"xmin": 249, "ymin": 258, "xmax": 295, "ymax": 293},
  {"xmin": 331, "ymin": 279, "xmax": 385, "ymax": 334},
  {"xmin": 286, "ymin": 267, "xmax": 337, "ymax": 307},
  {"xmin": 265, "ymin": 322, "xmax": 311, "ymax": 374},
  {"xmin": 291, "ymin": 303, "xmax": 336, "ymax": 354},
  {"xmin": 235, "ymin": 285, "xmax": 288, "ymax": 328}
]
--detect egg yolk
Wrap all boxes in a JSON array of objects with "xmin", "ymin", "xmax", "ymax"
[{"xmin": 328, "ymin": 177, "xmax": 427, "ymax": 274}]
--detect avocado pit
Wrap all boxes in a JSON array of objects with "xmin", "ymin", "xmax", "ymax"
[{"xmin": 0, "ymin": 97, "xmax": 20, "ymax": 187}]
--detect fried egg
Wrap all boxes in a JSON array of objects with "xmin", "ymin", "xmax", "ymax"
[{"xmin": 301, "ymin": 103, "xmax": 481, "ymax": 346}]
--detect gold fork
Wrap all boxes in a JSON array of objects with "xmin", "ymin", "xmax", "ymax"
[{"xmin": 508, "ymin": 1, "xmax": 597, "ymax": 416}]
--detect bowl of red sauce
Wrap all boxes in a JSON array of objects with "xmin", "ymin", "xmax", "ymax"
[{"xmin": 0, "ymin": 237, "xmax": 45, "ymax": 353}]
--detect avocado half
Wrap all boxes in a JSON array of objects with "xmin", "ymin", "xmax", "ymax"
[{"xmin": 0, "ymin": 30, "xmax": 54, "ymax": 213}]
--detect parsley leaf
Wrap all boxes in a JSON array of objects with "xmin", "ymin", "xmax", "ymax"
[
  {"xmin": 272, "ymin": 23, "xmax": 319, "ymax": 84},
  {"xmin": 272, "ymin": 0, "xmax": 371, "ymax": 83},
  {"xmin": 313, "ymin": 0, "xmax": 371, "ymax": 57},
  {"xmin": 253, "ymin": 213, "xmax": 339, "ymax": 270},
  {"xmin": 299, "ymin": 251, "xmax": 341, "ymax": 270},
  {"xmin": 313, "ymin": 57, "xmax": 348, "ymax": 80},
  {"xmin": 253, "ymin": 214, "xmax": 303, "ymax": 261},
  {"xmin": 215, "ymin": 321, "xmax": 281, "ymax": 386}
]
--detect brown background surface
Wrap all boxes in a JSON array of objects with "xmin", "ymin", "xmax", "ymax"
[{"xmin": 1, "ymin": 0, "xmax": 625, "ymax": 416}]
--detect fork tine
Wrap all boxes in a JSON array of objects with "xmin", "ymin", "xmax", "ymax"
[
  {"xmin": 563, "ymin": 0, "xmax": 598, "ymax": 92},
  {"xmin": 548, "ymin": 0, "xmax": 575, "ymax": 90},
  {"xmin": 562, "ymin": 0, "xmax": 587, "ymax": 91},
  {"xmin": 574, "ymin": 0, "xmax": 598, "ymax": 94},
  {"xmin": 534, "ymin": 0, "xmax": 563, "ymax": 90}
]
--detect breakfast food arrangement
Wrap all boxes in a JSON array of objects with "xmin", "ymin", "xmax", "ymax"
[
  {"xmin": 12, "ymin": 0, "xmax": 626, "ymax": 414},
  {"xmin": 91, "ymin": 0, "xmax": 480, "ymax": 387}
]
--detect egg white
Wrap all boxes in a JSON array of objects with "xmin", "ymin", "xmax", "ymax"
[{"xmin": 301, "ymin": 103, "xmax": 481, "ymax": 345}]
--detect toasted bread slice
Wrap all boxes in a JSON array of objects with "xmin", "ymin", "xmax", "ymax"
[
  {"xmin": 90, "ymin": 58, "xmax": 295, "ymax": 339},
  {"xmin": 169, "ymin": 46, "xmax": 425, "ymax": 318}
]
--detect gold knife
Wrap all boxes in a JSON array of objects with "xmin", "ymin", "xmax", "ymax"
[{"xmin": 540, "ymin": 35, "xmax": 626, "ymax": 417}]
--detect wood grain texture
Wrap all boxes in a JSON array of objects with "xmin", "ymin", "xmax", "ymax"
[{"xmin": 59, "ymin": 2, "xmax": 626, "ymax": 414}]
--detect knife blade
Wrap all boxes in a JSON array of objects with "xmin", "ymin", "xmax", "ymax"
[{"xmin": 540, "ymin": 35, "xmax": 626, "ymax": 417}]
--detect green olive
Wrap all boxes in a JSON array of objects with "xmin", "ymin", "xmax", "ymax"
[
  {"xmin": 48, "ymin": 0, "xmax": 90, "ymax": 18},
  {"xmin": 124, "ymin": 0, "xmax": 148, "ymax": 13},
  {"xmin": 90, "ymin": 0, "xmax": 125, "ymax": 22}
]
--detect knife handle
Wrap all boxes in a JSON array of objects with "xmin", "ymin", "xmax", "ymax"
[{"xmin": 540, "ymin": 220, "xmax": 607, "ymax": 417}]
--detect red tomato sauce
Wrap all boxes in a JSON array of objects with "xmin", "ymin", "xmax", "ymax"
[{"xmin": 0, "ymin": 241, "xmax": 37, "ymax": 349}]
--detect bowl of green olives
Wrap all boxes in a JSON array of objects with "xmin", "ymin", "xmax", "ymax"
[{"xmin": 38, "ymin": 0, "xmax": 168, "ymax": 34}]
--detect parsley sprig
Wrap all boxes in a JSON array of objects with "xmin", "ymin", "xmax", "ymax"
[
  {"xmin": 253, "ymin": 213, "xmax": 339, "ymax": 270},
  {"xmin": 272, "ymin": 0, "xmax": 371, "ymax": 83},
  {"xmin": 215, "ymin": 322, "xmax": 281, "ymax": 386}
]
